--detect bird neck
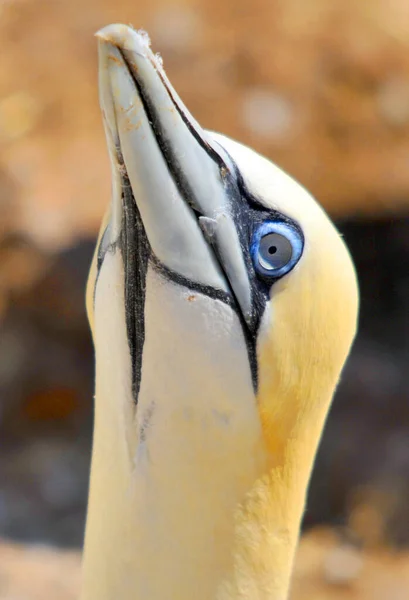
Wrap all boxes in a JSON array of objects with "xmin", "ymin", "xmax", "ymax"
[
  {"xmin": 81, "ymin": 380, "xmax": 326, "ymax": 600},
  {"xmin": 80, "ymin": 410, "xmax": 311, "ymax": 600}
]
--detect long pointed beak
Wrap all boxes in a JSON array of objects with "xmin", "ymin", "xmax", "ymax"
[{"xmin": 97, "ymin": 24, "xmax": 253, "ymax": 322}]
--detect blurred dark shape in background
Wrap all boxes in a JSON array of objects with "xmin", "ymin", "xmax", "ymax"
[
  {"xmin": 0, "ymin": 238, "xmax": 93, "ymax": 546},
  {"xmin": 0, "ymin": 0, "xmax": 408, "ymax": 596}
]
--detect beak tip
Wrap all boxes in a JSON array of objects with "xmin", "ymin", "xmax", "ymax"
[{"xmin": 95, "ymin": 24, "xmax": 151, "ymax": 55}]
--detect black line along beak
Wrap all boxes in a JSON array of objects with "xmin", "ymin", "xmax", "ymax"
[{"xmin": 97, "ymin": 24, "xmax": 254, "ymax": 324}]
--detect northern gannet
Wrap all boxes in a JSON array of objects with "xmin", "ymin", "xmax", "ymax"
[{"xmin": 82, "ymin": 24, "xmax": 359, "ymax": 600}]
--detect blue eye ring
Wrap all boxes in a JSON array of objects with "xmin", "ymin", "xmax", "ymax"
[{"xmin": 251, "ymin": 220, "xmax": 304, "ymax": 279}]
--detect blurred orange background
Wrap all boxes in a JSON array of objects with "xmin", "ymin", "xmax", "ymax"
[{"xmin": 0, "ymin": 0, "xmax": 409, "ymax": 598}]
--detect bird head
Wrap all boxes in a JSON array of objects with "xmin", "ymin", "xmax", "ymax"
[{"xmin": 84, "ymin": 24, "xmax": 358, "ymax": 599}]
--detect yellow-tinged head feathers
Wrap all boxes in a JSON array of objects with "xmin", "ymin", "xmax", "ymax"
[{"xmin": 210, "ymin": 135, "xmax": 358, "ymax": 600}]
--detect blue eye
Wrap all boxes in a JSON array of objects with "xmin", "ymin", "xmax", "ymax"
[{"xmin": 251, "ymin": 221, "xmax": 303, "ymax": 279}]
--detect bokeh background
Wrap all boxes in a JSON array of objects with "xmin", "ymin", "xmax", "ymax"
[{"xmin": 1, "ymin": 0, "xmax": 409, "ymax": 598}]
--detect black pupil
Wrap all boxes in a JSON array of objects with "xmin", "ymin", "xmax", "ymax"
[{"xmin": 268, "ymin": 246, "xmax": 277, "ymax": 255}]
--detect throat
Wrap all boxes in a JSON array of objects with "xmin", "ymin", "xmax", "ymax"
[{"xmin": 82, "ymin": 392, "xmax": 269, "ymax": 599}]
